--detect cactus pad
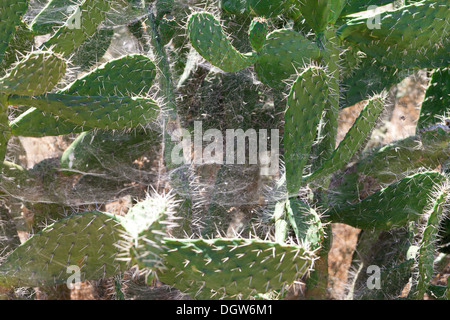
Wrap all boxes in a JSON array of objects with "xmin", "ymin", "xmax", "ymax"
[
  {"xmin": 415, "ymin": 185, "xmax": 448, "ymax": 299},
  {"xmin": 330, "ymin": 172, "xmax": 446, "ymax": 230},
  {"xmin": 43, "ymin": 0, "xmax": 111, "ymax": 56},
  {"xmin": 298, "ymin": 0, "xmax": 346, "ymax": 33},
  {"xmin": 337, "ymin": 1, "xmax": 450, "ymax": 68},
  {"xmin": 254, "ymin": 29, "xmax": 321, "ymax": 88},
  {"xmin": 285, "ymin": 198, "xmax": 324, "ymax": 251},
  {"xmin": 417, "ymin": 68, "xmax": 449, "ymax": 133},
  {"xmin": 0, "ymin": 51, "xmax": 66, "ymax": 96},
  {"xmin": 284, "ymin": 66, "xmax": 330, "ymax": 195},
  {"xmin": 11, "ymin": 55, "xmax": 157, "ymax": 136},
  {"xmin": 65, "ymin": 54, "xmax": 157, "ymax": 96},
  {"xmin": 187, "ymin": 12, "xmax": 257, "ymax": 73},
  {"xmin": 248, "ymin": 17, "xmax": 269, "ymax": 52},
  {"xmin": 9, "ymin": 94, "xmax": 160, "ymax": 130},
  {"xmin": 0, "ymin": 0, "xmax": 28, "ymax": 64},
  {"xmin": 305, "ymin": 95, "xmax": 385, "ymax": 182},
  {"xmin": 0, "ymin": 212, "xmax": 126, "ymax": 288},
  {"xmin": 120, "ymin": 193, "xmax": 178, "ymax": 274},
  {"xmin": 10, "ymin": 107, "xmax": 89, "ymax": 137},
  {"xmin": 158, "ymin": 238, "xmax": 314, "ymax": 299}
]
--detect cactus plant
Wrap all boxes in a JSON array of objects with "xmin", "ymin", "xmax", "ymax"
[{"xmin": 0, "ymin": 0, "xmax": 449, "ymax": 301}]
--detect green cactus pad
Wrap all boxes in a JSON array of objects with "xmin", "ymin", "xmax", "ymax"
[
  {"xmin": 187, "ymin": 12, "xmax": 257, "ymax": 73},
  {"xmin": 65, "ymin": 54, "xmax": 157, "ymax": 96},
  {"xmin": 415, "ymin": 186, "xmax": 448, "ymax": 299},
  {"xmin": 330, "ymin": 172, "xmax": 446, "ymax": 230},
  {"xmin": 0, "ymin": 51, "xmax": 66, "ymax": 96},
  {"xmin": 331, "ymin": 128, "xmax": 450, "ymax": 206},
  {"xmin": 248, "ymin": 0, "xmax": 293, "ymax": 18},
  {"xmin": 417, "ymin": 68, "xmax": 449, "ymax": 133},
  {"xmin": 337, "ymin": 1, "xmax": 450, "ymax": 68},
  {"xmin": 356, "ymin": 129, "xmax": 450, "ymax": 186},
  {"xmin": 220, "ymin": 0, "xmax": 249, "ymax": 15},
  {"xmin": 0, "ymin": 0, "xmax": 28, "ymax": 64},
  {"xmin": 284, "ymin": 66, "xmax": 329, "ymax": 195},
  {"xmin": 248, "ymin": 17, "xmax": 269, "ymax": 52},
  {"xmin": 285, "ymin": 199, "xmax": 324, "ymax": 251},
  {"xmin": 311, "ymin": 30, "xmax": 340, "ymax": 171},
  {"xmin": 254, "ymin": 29, "xmax": 321, "ymax": 88},
  {"xmin": 327, "ymin": 0, "xmax": 348, "ymax": 25},
  {"xmin": 298, "ymin": 0, "xmax": 346, "ymax": 33},
  {"xmin": 43, "ymin": 0, "xmax": 111, "ymax": 57},
  {"xmin": 158, "ymin": 238, "xmax": 314, "ymax": 299},
  {"xmin": 0, "ymin": 212, "xmax": 126, "ymax": 288},
  {"xmin": 9, "ymin": 94, "xmax": 160, "ymax": 130},
  {"xmin": 30, "ymin": 0, "xmax": 83, "ymax": 35},
  {"xmin": 273, "ymin": 200, "xmax": 289, "ymax": 243},
  {"xmin": 10, "ymin": 107, "xmax": 89, "ymax": 137},
  {"xmin": 305, "ymin": 96, "xmax": 385, "ymax": 182},
  {"xmin": 0, "ymin": 22, "xmax": 34, "ymax": 77},
  {"xmin": 10, "ymin": 54, "xmax": 157, "ymax": 136}
]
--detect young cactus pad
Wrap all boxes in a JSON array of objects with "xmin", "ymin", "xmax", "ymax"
[
  {"xmin": 119, "ymin": 192, "xmax": 179, "ymax": 274},
  {"xmin": 248, "ymin": 17, "xmax": 269, "ymax": 52},
  {"xmin": 285, "ymin": 198, "xmax": 324, "ymax": 251},
  {"xmin": 417, "ymin": 67, "xmax": 449, "ymax": 133}
]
